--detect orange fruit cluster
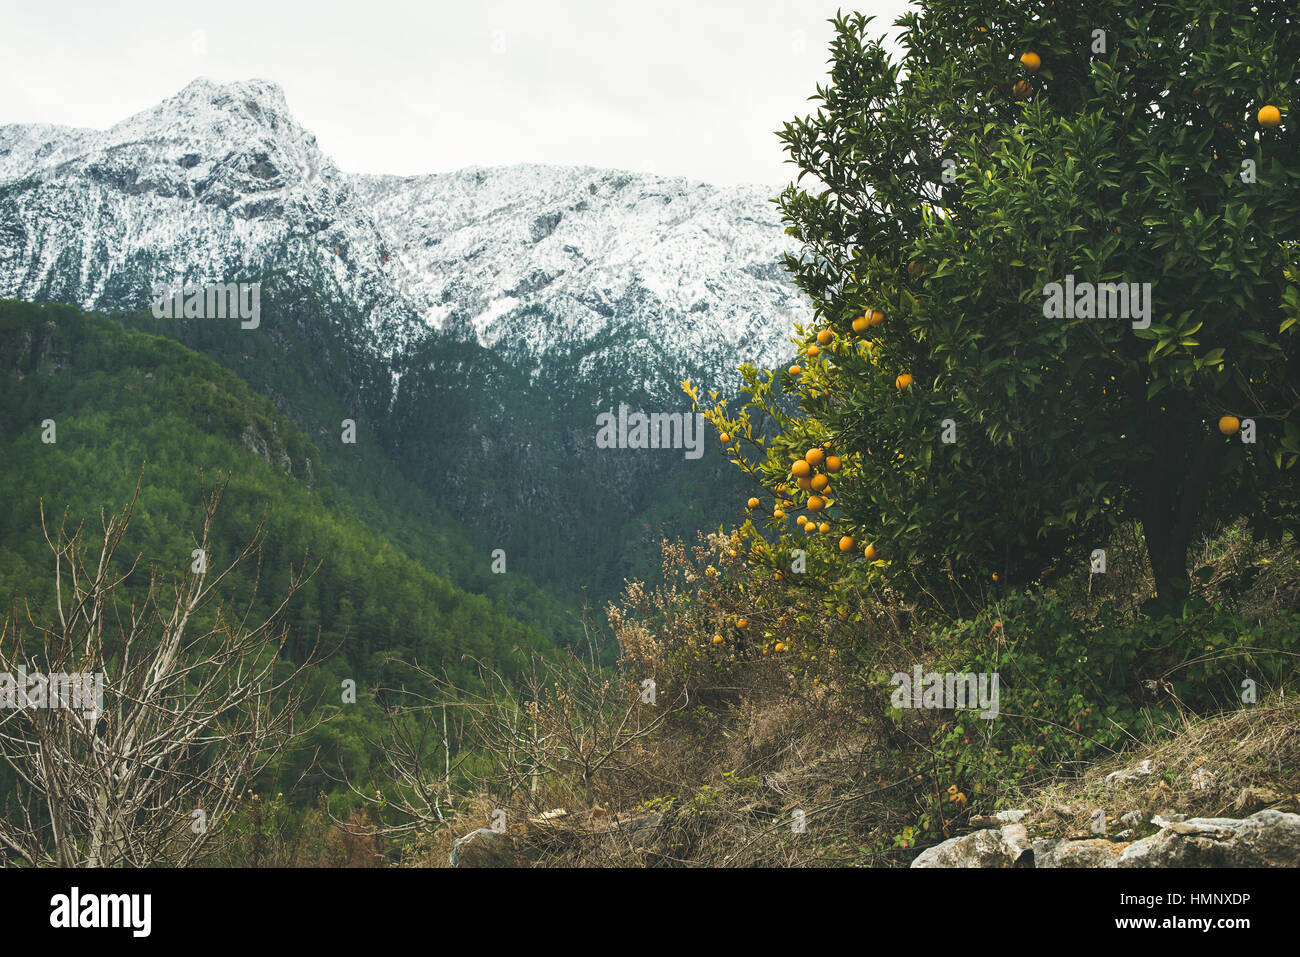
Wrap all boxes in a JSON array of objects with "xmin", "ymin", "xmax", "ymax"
[{"xmin": 851, "ymin": 309, "xmax": 885, "ymax": 333}]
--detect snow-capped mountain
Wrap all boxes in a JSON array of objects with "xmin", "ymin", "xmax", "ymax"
[
  {"xmin": 0, "ymin": 79, "xmax": 414, "ymax": 352},
  {"xmin": 0, "ymin": 78, "xmax": 809, "ymax": 393}
]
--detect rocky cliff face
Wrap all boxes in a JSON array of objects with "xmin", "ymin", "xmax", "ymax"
[{"xmin": 0, "ymin": 78, "xmax": 810, "ymax": 398}]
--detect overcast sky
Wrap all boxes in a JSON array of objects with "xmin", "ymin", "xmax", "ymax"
[{"xmin": 0, "ymin": 0, "xmax": 912, "ymax": 186}]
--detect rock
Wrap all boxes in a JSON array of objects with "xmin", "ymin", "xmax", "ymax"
[
  {"xmin": 620, "ymin": 811, "xmax": 664, "ymax": 832},
  {"xmin": 911, "ymin": 822, "xmax": 1033, "ymax": 868},
  {"xmin": 593, "ymin": 811, "xmax": 664, "ymax": 847},
  {"xmin": 970, "ymin": 809, "xmax": 1029, "ymax": 828},
  {"xmin": 1117, "ymin": 810, "xmax": 1300, "ymax": 868},
  {"xmin": 622, "ymin": 811, "xmax": 664, "ymax": 847},
  {"xmin": 1104, "ymin": 758, "xmax": 1155, "ymax": 787},
  {"xmin": 1120, "ymin": 810, "xmax": 1146, "ymax": 829},
  {"xmin": 912, "ymin": 810, "xmax": 1300, "ymax": 868},
  {"xmin": 1033, "ymin": 838, "xmax": 1127, "ymax": 868},
  {"xmin": 1191, "ymin": 766, "xmax": 1217, "ymax": 791},
  {"xmin": 449, "ymin": 828, "xmax": 516, "ymax": 868}
]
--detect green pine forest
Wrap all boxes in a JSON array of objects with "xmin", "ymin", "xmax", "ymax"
[{"xmin": 0, "ymin": 298, "xmax": 565, "ymax": 809}]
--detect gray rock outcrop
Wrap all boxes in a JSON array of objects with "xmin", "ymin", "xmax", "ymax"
[{"xmin": 912, "ymin": 810, "xmax": 1300, "ymax": 868}]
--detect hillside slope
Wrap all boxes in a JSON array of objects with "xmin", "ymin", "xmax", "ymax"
[{"xmin": 0, "ymin": 298, "xmax": 561, "ymax": 682}]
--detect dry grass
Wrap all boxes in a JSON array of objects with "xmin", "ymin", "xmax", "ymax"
[
  {"xmin": 394, "ymin": 524, "xmax": 1299, "ymax": 867},
  {"xmin": 1012, "ymin": 693, "xmax": 1300, "ymax": 841}
]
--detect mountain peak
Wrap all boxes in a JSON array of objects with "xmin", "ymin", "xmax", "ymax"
[
  {"xmin": 0, "ymin": 79, "xmax": 810, "ymax": 385},
  {"xmin": 154, "ymin": 77, "xmax": 295, "ymax": 128},
  {"xmin": 108, "ymin": 76, "xmax": 309, "ymax": 150}
]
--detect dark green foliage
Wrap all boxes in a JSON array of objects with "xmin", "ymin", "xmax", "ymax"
[
  {"xmin": 115, "ymin": 276, "xmax": 746, "ymax": 619},
  {"xmin": 113, "ymin": 280, "xmax": 585, "ymax": 651},
  {"xmin": 918, "ymin": 589, "xmax": 1300, "ymax": 817},
  {"xmin": 0, "ymin": 298, "xmax": 562, "ymax": 805},
  {"xmin": 773, "ymin": 3, "xmax": 1300, "ymax": 609}
]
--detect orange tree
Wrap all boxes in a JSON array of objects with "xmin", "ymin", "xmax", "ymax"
[{"xmin": 701, "ymin": 1, "xmax": 1300, "ymax": 611}]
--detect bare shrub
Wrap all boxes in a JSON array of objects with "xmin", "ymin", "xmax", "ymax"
[{"xmin": 0, "ymin": 477, "xmax": 321, "ymax": 866}]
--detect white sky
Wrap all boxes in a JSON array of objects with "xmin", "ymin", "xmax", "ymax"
[{"xmin": 0, "ymin": 0, "xmax": 912, "ymax": 186}]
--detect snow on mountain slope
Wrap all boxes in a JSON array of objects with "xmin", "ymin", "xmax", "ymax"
[
  {"xmin": 0, "ymin": 79, "xmax": 414, "ymax": 350},
  {"xmin": 352, "ymin": 165, "xmax": 807, "ymax": 384},
  {"xmin": 0, "ymin": 78, "xmax": 810, "ymax": 391}
]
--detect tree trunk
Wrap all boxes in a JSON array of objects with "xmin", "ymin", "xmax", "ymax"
[
  {"xmin": 1146, "ymin": 531, "xmax": 1191, "ymax": 607},
  {"xmin": 1140, "ymin": 422, "xmax": 1221, "ymax": 612}
]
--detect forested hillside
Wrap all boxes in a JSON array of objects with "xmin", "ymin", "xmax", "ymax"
[
  {"xmin": 110, "ymin": 277, "xmax": 750, "ymax": 614},
  {"xmin": 0, "ymin": 298, "xmax": 572, "ymax": 807}
]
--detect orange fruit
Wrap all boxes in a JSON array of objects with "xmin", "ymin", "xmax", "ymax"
[
  {"xmin": 773, "ymin": 508, "xmax": 786, "ymax": 520},
  {"xmin": 735, "ymin": 618, "xmax": 748, "ymax": 629},
  {"xmin": 805, "ymin": 448, "xmax": 825, "ymax": 467},
  {"xmin": 719, "ymin": 432, "xmax": 730, "ymax": 443},
  {"xmin": 1020, "ymin": 51, "xmax": 1041, "ymax": 72},
  {"xmin": 896, "ymin": 373, "xmax": 914, "ymax": 390},
  {"xmin": 868, "ymin": 309, "xmax": 885, "ymax": 327},
  {"xmin": 825, "ymin": 455, "xmax": 843, "ymax": 473},
  {"xmin": 863, "ymin": 544, "xmax": 877, "ymax": 560},
  {"xmin": 807, "ymin": 345, "xmax": 820, "ymax": 358},
  {"xmin": 712, "ymin": 634, "xmax": 724, "ymax": 644},
  {"xmin": 747, "ymin": 497, "xmax": 760, "ymax": 509},
  {"xmin": 796, "ymin": 475, "xmax": 813, "ymax": 491},
  {"xmin": 804, "ymin": 522, "xmax": 816, "ymax": 534},
  {"xmin": 1258, "ymin": 105, "xmax": 1281, "ymax": 128},
  {"xmin": 774, "ymin": 642, "xmax": 787, "ymax": 653},
  {"xmin": 807, "ymin": 496, "xmax": 826, "ymax": 512},
  {"xmin": 839, "ymin": 535, "xmax": 855, "ymax": 552},
  {"xmin": 1013, "ymin": 79, "xmax": 1032, "ymax": 99},
  {"xmin": 818, "ymin": 522, "xmax": 831, "ymax": 534},
  {"xmin": 810, "ymin": 474, "xmax": 829, "ymax": 492},
  {"xmin": 788, "ymin": 364, "xmax": 802, "ymax": 376},
  {"xmin": 852, "ymin": 315, "xmax": 870, "ymax": 333},
  {"xmin": 816, "ymin": 329, "xmax": 833, "ymax": 345},
  {"xmin": 1218, "ymin": 415, "xmax": 1240, "ymax": 435},
  {"xmin": 791, "ymin": 459, "xmax": 812, "ymax": 478},
  {"xmin": 797, "ymin": 515, "xmax": 808, "ymax": 526}
]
